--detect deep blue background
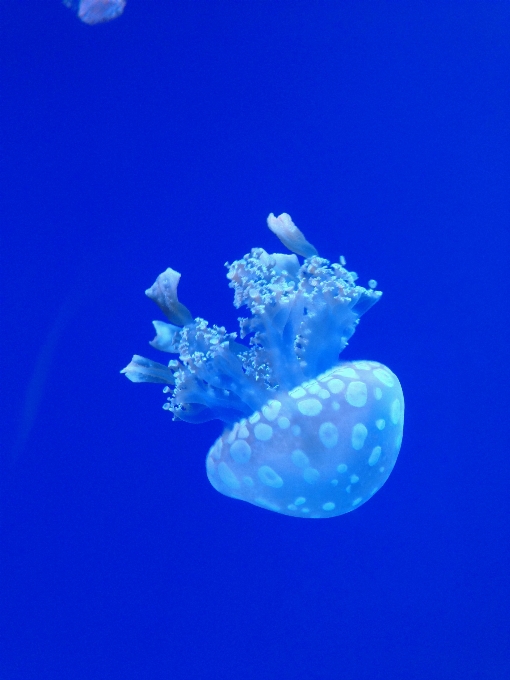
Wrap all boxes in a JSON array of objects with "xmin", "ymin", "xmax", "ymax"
[{"xmin": 1, "ymin": 2, "xmax": 509, "ymax": 678}]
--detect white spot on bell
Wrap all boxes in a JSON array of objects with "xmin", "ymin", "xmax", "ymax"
[
  {"xmin": 391, "ymin": 398, "xmax": 401, "ymax": 424},
  {"xmin": 254, "ymin": 423, "xmax": 273, "ymax": 441},
  {"xmin": 337, "ymin": 367, "xmax": 358, "ymax": 378},
  {"xmin": 345, "ymin": 381, "xmax": 368, "ymax": 407},
  {"xmin": 306, "ymin": 381, "xmax": 321, "ymax": 394},
  {"xmin": 257, "ymin": 465, "xmax": 283, "ymax": 488},
  {"xmin": 373, "ymin": 368, "xmax": 394, "ymax": 387},
  {"xmin": 262, "ymin": 399, "xmax": 282, "ymax": 421},
  {"xmin": 328, "ymin": 379, "xmax": 345, "ymax": 394},
  {"xmin": 226, "ymin": 423, "xmax": 239, "ymax": 444},
  {"xmin": 368, "ymin": 446, "xmax": 382, "ymax": 466},
  {"xmin": 297, "ymin": 398, "xmax": 322, "ymax": 416},
  {"xmin": 351, "ymin": 423, "xmax": 368, "ymax": 450},
  {"xmin": 353, "ymin": 361, "xmax": 371, "ymax": 370},
  {"xmin": 319, "ymin": 422, "xmax": 338, "ymax": 449},
  {"xmin": 238, "ymin": 423, "xmax": 249, "ymax": 438},
  {"xmin": 291, "ymin": 449, "xmax": 310, "ymax": 468},
  {"xmin": 303, "ymin": 467, "xmax": 320, "ymax": 484},
  {"xmin": 229, "ymin": 439, "xmax": 252, "ymax": 464}
]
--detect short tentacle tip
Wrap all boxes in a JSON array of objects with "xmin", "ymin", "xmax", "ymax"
[
  {"xmin": 267, "ymin": 212, "xmax": 318, "ymax": 259},
  {"xmin": 121, "ymin": 355, "xmax": 175, "ymax": 385},
  {"xmin": 145, "ymin": 268, "xmax": 193, "ymax": 327}
]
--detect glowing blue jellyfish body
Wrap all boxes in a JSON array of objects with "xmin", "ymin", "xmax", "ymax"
[
  {"xmin": 63, "ymin": 0, "xmax": 126, "ymax": 25},
  {"xmin": 123, "ymin": 214, "xmax": 404, "ymax": 518}
]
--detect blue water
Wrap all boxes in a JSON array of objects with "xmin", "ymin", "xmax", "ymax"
[{"xmin": 1, "ymin": 2, "xmax": 509, "ymax": 678}]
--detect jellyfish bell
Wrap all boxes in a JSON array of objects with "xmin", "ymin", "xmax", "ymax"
[
  {"xmin": 63, "ymin": 0, "xmax": 126, "ymax": 25},
  {"xmin": 206, "ymin": 362, "xmax": 403, "ymax": 518},
  {"xmin": 123, "ymin": 213, "xmax": 404, "ymax": 518}
]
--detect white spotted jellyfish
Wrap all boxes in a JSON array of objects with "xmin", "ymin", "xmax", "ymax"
[{"xmin": 122, "ymin": 214, "xmax": 404, "ymax": 518}]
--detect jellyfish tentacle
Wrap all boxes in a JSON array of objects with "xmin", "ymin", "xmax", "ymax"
[
  {"xmin": 145, "ymin": 268, "xmax": 193, "ymax": 327},
  {"xmin": 267, "ymin": 212, "xmax": 318, "ymax": 258}
]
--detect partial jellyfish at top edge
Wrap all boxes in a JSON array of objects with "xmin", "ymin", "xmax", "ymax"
[
  {"xmin": 122, "ymin": 213, "xmax": 404, "ymax": 518},
  {"xmin": 63, "ymin": 0, "xmax": 126, "ymax": 25}
]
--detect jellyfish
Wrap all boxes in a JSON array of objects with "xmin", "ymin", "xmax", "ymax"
[
  {"xmin": 63, "ymin": 0, "xmax": 126, "ymax": 25},
  {"xmin": 122, "ymin": 214, "xmax": 404, "ymax": 518}
]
